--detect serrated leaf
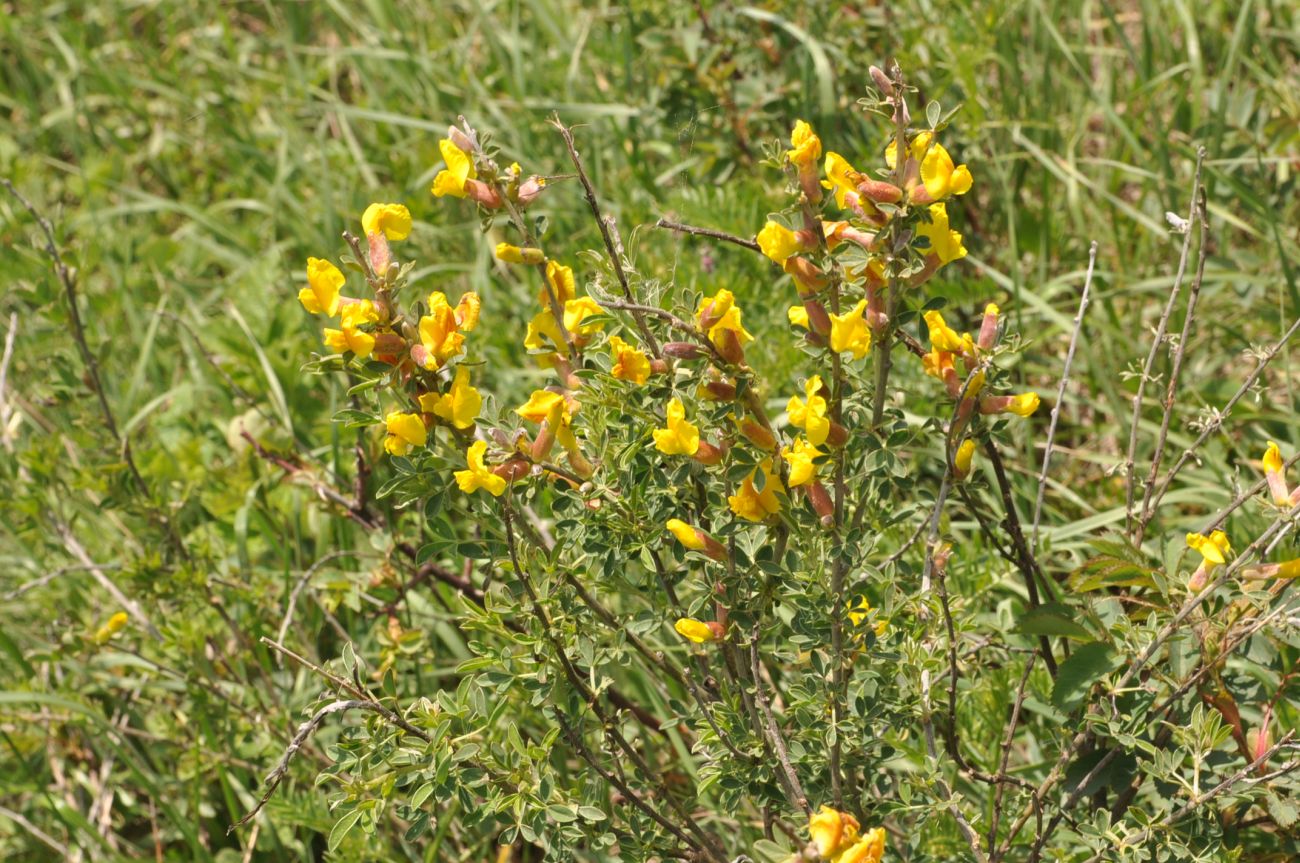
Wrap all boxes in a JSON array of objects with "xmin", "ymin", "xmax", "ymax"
[{"xmin": 1051, "ymin": 642, "xmax": 1120, "ymax": 711}]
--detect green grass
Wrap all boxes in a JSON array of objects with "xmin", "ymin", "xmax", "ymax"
[{"xmin": 1, "ymin": 0, "xmax": 1298, "ymax": 859}]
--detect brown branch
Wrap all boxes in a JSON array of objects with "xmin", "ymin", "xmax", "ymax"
[{"xmin": 654, "ymin": 218, "xmax": 760, "ymax": 252}]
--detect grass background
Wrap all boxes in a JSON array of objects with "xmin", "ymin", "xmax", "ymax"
[{"xmin": 1, "ymin": 0, "xmax": 1298, "ymax": 859}]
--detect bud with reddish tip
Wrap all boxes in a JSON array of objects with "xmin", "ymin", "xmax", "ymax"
[
  {"xmin": 693, "ymin": 440, "xmax": 727, "ymax": 466},
  {"xmin": 870, "ymin": 65, "xmax": 893, "ymax": 96},
  {"xmin": 806, "ymin": 481, "xmax": 835, "ymax": 527},
  {"xmin": 666, "ymin": 519, "xmax": 729, "ymax": 563},
  {"xmin": 978, "ymin": 303, "xmax": 1000, "ymax": 350},
  {"xmin": 701, "ymin": 379, "xmax": 737, "ymax": 401},
  {"xmin": 857, "ymin": 178, "xmax": 903, "ymax": 204},
  {"xmin": 714, "ymin": 328, "xmax": 746, "ymax": 365},
  {"xmin": 517, "ymin": 175, "xmax": 546, "ymax": 205},
  {"xmin": 802, "ymin": 298, "xmax": 832, "ymax": 337},
  {"xmin": 663, "ymin": 341, "xmax": 706, "ymax": 360},
  {"xmin": 492, "ymin": 457, "xmax": 531, "ymax": 483},
  {"xmin": 783, "ymin": 257, "xmax": 829, "ymax": 294},
  {"xmin": 463, "ymin": 179, "xmax": 503, "ymax": 209},
  {"xmin": 447, "ymin": 124, "xmax": 477, "ymax": 155},
  {"xmin": 368, "ymin": 232, "xmax": 392, "ymax": 275}
]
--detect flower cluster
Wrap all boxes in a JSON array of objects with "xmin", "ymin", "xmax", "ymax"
[{"xmin": 801, "ymin": 806, "xmax": 886, "ymax": 863}]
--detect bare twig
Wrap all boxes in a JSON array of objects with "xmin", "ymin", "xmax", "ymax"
[
  {"xmin": 1032, "ymin": 242, "xmax": 1097, "ymax": 546},
  {"xmin": 654, "ymin": 218, "xmax": 760, "ymax": 252},
  {"xmin": 1136, "ymin": 184, "xmax": 1210, "ymax": 541},
  {"xmin": 1124, "ymin": 148, "xmax": 1206, "ymax": 540},
  {"xmin": 920, "ymin": 670, "xmax": 989, "ymax": 863},
  {"xmin": 748, "ymin": 626, "xmax": 811, "ymax": 814},
  {"xmin": 274, "ymin": 552, "xmax": 369, "ymax": 655},
  {"xmin": 552, "ymin": 117, "xmax": 660, "ymax": 357},
  {"xmin": 988, "ymin": 653, "xmax": 1036, "ymax": 854}
]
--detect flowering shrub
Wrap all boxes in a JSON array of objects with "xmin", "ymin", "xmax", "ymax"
[{"xmin": 251, "ymin": 65, "xmax": 1300, "ymax": 862}]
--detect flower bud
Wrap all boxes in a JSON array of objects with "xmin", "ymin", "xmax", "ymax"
[
  {"xmin": 692, "ymin": 439, "xmax": 728, "ymax": 466},
  {"xmin": 856, "ymin": 178, "xmax": 903, "ymax": 204},
  {"xmin": 495, "ymin": 243, "xmax": 546, "ymax": 265},
  {"xmin": 649, "ymin": 358, "xmax": 670, "ymax": 376},
  {"xmin": 566, "ymin": 447, "xmax": 594, "ymax": 479},
  {"xmin": 978, "ymin": 302, "xmax": 1000, "ymax": 350},
  {"xmin": 737, "ymin": 417, "xmax": 777, "ymax": 452},
  {"xmin": 530, "ymin": 422, "xmax": 557, "ymax": 462},
  {"xmin": 663, "ymin": 341, "xmax": 705, "ymax": 360},
  {"xmin": 463, "ymin": 179, "xmax": 503, "ymax": 209},
  {"xmin": 516, "ymin": 175, "xmax": 547, "ymax": 205},
  {"xmin": 674, "ymin": 617, "xmax": 725, "ymax": 644},
  {"xmin": 368, "ymin": 231, "xmax": 392, "ymax": 275},
  {"xmin": 806, "ymin": 481, "xmax": 835, "ymax": 526},
  {"xmin": 701, "ymin": 379, "xmax": 737, "ymax": 401},
  {"xmin": 666, "ymin": 518, "xmax": 729, "ymax": 562},
  {"xmin": 447, "ymin": 124, "xmax": 477, "ymax": 154},
  {"xmin": 802, "ymin": 299, "xmax": 832, "ymax": 337},
  {"xmin": 491, "ymin": 458, "xmax": 531, "ymax": 483},
  {"xmin": 826, "ymin": 421, "xmax": 848, "ymax": 448},
  {"xmin": 954, "ymin": 438, "xmax": 976, "ymax": 480},
  {"xmin": 869, "ymin": 65, "xmax": 893, "ymax": 96},
  {"xmin": 783, "ymin": 257, "xmax": 829, "ymax": 294},
  {"xmin": 714, "ymin": 328, "xmax": 746, "ymax": 365}
]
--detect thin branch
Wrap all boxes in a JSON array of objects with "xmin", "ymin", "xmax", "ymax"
[
  {"xmin": 920, "ymin": 670, "xmax": 989, "ymax": 863},
  {"xmin": 1124, "ymin": 148, "xmax": 1206, "ymax": 540},
  {"xmin": 748, "ymin": 626, "xmax": 811, "ymax": 814},
  {"xmin": 654, "ymin": 218, "xmax": 760, "ymax": 253},
  {"xmin": 274, "ymin": 551, "xmax": 368, "ymax": 650},
  {"xmin": 1032, "ymin": 241, "xmax": 1097, "ymax": 546},
  {"xmin": 988, "ymin": 653, "xmax": 1036, "ymax": 854}
]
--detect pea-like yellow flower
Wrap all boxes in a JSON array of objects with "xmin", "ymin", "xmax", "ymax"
[
  {"xmin": 757, "ymin": 221, "xmax": 805, "ymax": 265},
  {"xmin": 516, "ymin": 389, "xmax": 579, "ymax": 456},
  {"xmin": 954, "ymin": 438, "xmax": 976, "ymax": 479},
  {"xmin": 787, "ymin": 375, "xmax": 830, "ymax": 446},
  {"xmin": 782, "ymin": 437, "xmax": 823, "ymax": 487},
  {"xmin": 696, "ymin": 289, "xmax": 754, "ymax": 345},
  {"xmin": 524, "ymin": 297, "xmax": 607, "ymax": 352},
  {"xmin": 829, "ymin": 300, "xmax": 872, "ymax": 359},
  {"xmin": 822, "ymin": 152, "xmax": 861, "ymax": 210},
  {"xmin": 1262, "ymin": 441, "xmax": 1291, "ymax": 505},
  {"xmin": 1187, "ymin": 530, "xmax": 1231, "ymax": 567},
  {"xmin": 808, "ymin": 806, "xmax": 860, "ymax": 859},
  {"xmin": 885, "ymin": 131, "xmax": 931, "ymax": 171},
  {"xmin": 916, "ymin": 203, "xmax": 967, "ymax": 265},
  {"xmin": 495, "ymin": 243, "xmax": 546, "ymax": 266},
  {"xmin": 848, "ymin": 598, "xmax": 888, "ymax": 638},
  {"xmin": 300, "ymin": 257, "xmax": 345, "ymax": 316},
  {"xmin": 323, "ymin": 324, "xmax": 375, "ymax": 357},
  {"xmin": 665, "ymin": 519, "xmax": 728, "ymax": 562},
  {"xmin": 431, "ymin": 137, "xmax": 478, "ymax": 198},
  {"xmin": 787, "ymin": 120, "xmax": 822, "ymax": 168},
  {"xmin": 788, "ymin": 305, "xmax": 811, "ymax": 330},
  {"xmin": 674, "ymin": 617, "xmax": 723, "ymax": 643},
  {"xmin": 361, "ymin": 203, "xmax": 412, "ymax": 241},
  {"xmin": 418, "ymin": 296, "xmax": 467, "ymax": 370},
  {"xmin": 728, "ymin": 460, "xmax": 782, "ymax": 522},
  {"xmin": 919, "ymin": 141, "xmax": 973, "ymax": 202},
  {"xmin": 94, "ymin": 611, "xmax": 129, "ymax": 644},
  {"xmin": 542, "ymin": 259, "xmax": 576, "ymax": 306},
  {"xmin": 454, "ymin": 440, "xmax": 507, "ymax": 496},
  {"xmin": 516, "ymin": 389, "xmax": 570, "ymax": 425},
  {"xmin": 1006, "ymin": 393, "xmax": 1040, "ymax": 417},
  {"xmin": 653, "ymin": 398, "xmax": 700, "ymax": 456},
  {"xmin": 838, "ymin": 828, "xmax": 887, "ymax": 863},
  {"xmin": 609, "ymin": 335, "xmax": 651, "ymax": 385},
  {"xmin": 924, "ymin": 310, "xmax": 967, "ymax": 354},
  {"xmin": 418, "ymin": 366, "xmax": 481, "ymax": 430},
  {"xmin": 384, "ymin": 411, "xmax": 427, "ymax": 456}
]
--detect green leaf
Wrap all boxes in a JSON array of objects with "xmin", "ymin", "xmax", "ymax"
[
  {"xmin": 1068, "ymin": 555, "xmax": 1158, "ymax": 593},
  {"xmin": 547, "ymin": 804, "xmax": 578, "ymax": 823},
  {"xmin": 328, "ymin": 809, "xmax": 363, "ymax": 852},
  {"xmin": 753, "ymin": 838, "xmax": 794, "ymax": 863},
  {"xmin": 577, "ymin": 806, "xmax": 607, "ymax": 822},
  {"xmin": 1051, "ymin": 642, "xmax": 1121, "ymax": 711},
  {"xmin": 1016, "ymin": 603, "xmax": 1094, "ymax": 641}
]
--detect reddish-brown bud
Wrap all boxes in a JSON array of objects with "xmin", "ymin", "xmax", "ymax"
[
  {"xmin": 826, "ymin": 421, "xmax": 849, "ymax": 448},
  {"xmin": 649, "ymin": 358, "xmax": 670, "ymax": 376},
  {"xmin": 663, "ymin": 341, "xmax": 705, "ymax": 360},
  {"xmin": 714, "ymin": 329, "xmax": 746, "ymax": 365},
  {"xmin": 806, "ymin": 481, "xmax": 835, "ymax": 526},
  {"xmin": 802, "ymin": 299, "xmax": 832, "ymax": 337},
  {"xmin": 463, "ymin": 179, "xmax": 503, "ymax": 209},
  {"xmin": 702, "ymin": 380, "xmax": 737, "ymax": 401},
  {"xmin": 492, "ymin": 458, "xmax": 531, "ymax": 483},
  {"xmin": 857, "ymin": 178, "xmax": 903, "ymax": 204},
  {"xmin": 368, "ymin": 232, "xmax": 392, "ymax": 275},
  {"xmin": 737, "ymin": 418, "xmax": 777, "ymax": 452},
  {"xmin": 530, "ymin": 423, "xmax": 557, "ymax": 462},
  {"xmin": 516, "ymin": 176, "xmax": 546, "ymax": 205},
  {"xmin": 783, "ymin": 256, "xmax": 829, "ymax": 293},
  {"xmin": 693, "ymin": 440, "xmax": 728, "ymax": 466}
]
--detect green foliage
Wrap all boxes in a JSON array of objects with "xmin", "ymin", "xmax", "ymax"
[{"xmin": 2, "ymin": 2, "xmax": 1300, "ymax": 862}]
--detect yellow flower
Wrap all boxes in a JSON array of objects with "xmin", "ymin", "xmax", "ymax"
[
  {"xmin": 609, "ymin": 335, "xmax": 651, "ymax": 384},
  {"xmin": 299, "ymin": 257, "xmax": 344, "ymax": 316},
  {"xmin": 1187, "ymin": 530, "xmax": 1231, "ymax": 567},
  {"xmin": 885, "ymin": 131, "xmax": 931, "ymax": 171},
  {"xmin": 757, "ymin": 221, "xmax": 804, "ymax": 265},
  {"xmin": 808, "ymin": 806, "xmax": 860, "ymax": 859},
  {"xmin": 954, "ymin": 438, "xmax": 976, "ymax": 478},
  {"xmin": 916, "ymin": 203, "xmax": 967, "ymax": 264},
  {"xmin": 361, "ymin": 202, "xmax": 412, "ymax": 241},
  {"xmin": 829, "ymin": 300, "xmax": 872, "ymax": 359},
  {"xmin": 728, "ymin": 461, "xmax": 782, "ymax": 522},
  {"xmin": 94, "ymin": 611, "xmax": 129, "ymax": 644},
  {"xmin": 787, "ymin": 120, "xmax": 821, "ymax": 168},
  {"xmin": 920, "ymin": 141, "xmax": 973, "ymax": 202},
  {"xmin": 848, "ymin": 598, "xmax": 888, "ymax": 638},
  {"xmin": 418, "ymin": 366, "xmax": 481, "ymax": 430},
  {"xmin": 788, "ymin": 304, "xmax": 811, "ymax": 330},
  {"xmin": 1006, "ymin": 392, "xmax": 1040, "ymax": 417},
  {"xmin": 1264, "ymin": 441, "xmax": 1284, "ymax": 475},
  {"xmin": 418, "ymin": 294, "xmax": 468, "ymax": 370},
  {"xmin": 838, "ymin": 828, "xmax": 886, "ymax": 863},
  {"xmin": 674, "ymin": 617, "xmax": 722, "ymax": 643},
  {"xmin": 697, "ymin": 289, "xmax": 753, "ymax": 344},
  {"xmin": 653, "ymin": 398, "xmax": 700, "ymax": 456},
  {"xmin": 822, "ymin": 152, "xmax": 861, "ymax": 210},
  {"xmin": 495, "ymin": 243, "xmax": 545, "ymax": 266},
  {"xmin": 516, "ymin": 389, "xmax": 569, "ymax": 425},
  {"xmin": 432, "ymin": 137, "xmax": 477, "ymax": 198},
  {"xmin": 923, "ymin": 310, "xmax": 967, "ymax": 353},
  {"xmin": 384, "ymin": 411, "xmax": 427, "ymax": 456},
  {"xmin": 323, "ymin": 325, "xmax": 376, "ymax": 357},
  {"xmin": 524, "ymin": 298, "xmax": 607, "ymax": 352},
  {"xmin": 787, "ymin": 375, "xmax": 830, "ymax": 446},
  {"xmin": 454, "ymin": 292, "xmax": 481, "ymax": 332},
  {"xmin": 564, "ymin": 296, "xmax": 606, "ymax": 338},
  {"xmin": 666, "ymin": 518, "xmax": 705, "ymax": 550},
  {"xmin": 543, "ymin": 259, "xmax": 576, "ymax": 306},
  {"xmin": 782, "ymin": 437, "xmax": 823, "ymax": 487},
  {"xmin": 454, "ymin": 440, "xmax": 507, "ymax": 496}
]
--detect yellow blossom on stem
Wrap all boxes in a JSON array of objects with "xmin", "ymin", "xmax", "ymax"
[
  {"xmin": 384, "ymin": 411, "xmax": 427, "ymax": 456},
  {"xmin": 299, "ymin": 257, "xmax": 344, "ymax": 316},
  {"xmin": 1005, "ymin": 392, "xmax": 1040, "ymax": 417},
  {"xmin": 916, "ymin": 203, "xmax": 967, "ymax": 265},
  {"xmin": 919, "ymin": 141, "xmax": 973, "ymax": 202},
  {"xmin": 697, "ymin": 289, "xmax": 753, "ymax": 345},
  {"xmin": 1262, "ymin": 441, "xmax": 1291, "ymax": 505},
  {"xmin": 787, "ymin": 375, "xmax": 830, "ymax": 446},
  {"xmin": 838, "ymin": 828, "xmax": 887, "ymax": 863},
  {"xmin": 418, "ymin": 293, "xmax": 469, "ymax": 370},
  {"xmin": 418, "ymin": 366, "xmax": 481, "ymax": 430},
  {"xmin": 454, "ymin": 440, "xmax": 507, "ymax": 496},
  {"xmin": 608, "ymin": 335, "xmax": 651, "ymax": 384},
  {"xmin": 432, "ymin": 137, "xmax": 477, "ymax": 198},
  {"xmin": 495, "ymin": 243, "xmax": 545, "ymax": 265},
  {"xmin": 787, "ymin": 120, "xmax": 821, "ymax": 168},
  {"xmin": 788, "ymin": 305, "xmax": 811, "ymax": 330},
  {"xmin": 361, "ymin": 203, "xmax": 412, "ymax": 241},
  {"xmin": 954, "ymin": 438, "xmax": 976, "ymax": 479},
  {"xmin": 543, "ymin": 260, "xmax": 576, "ymax": 306},
  {"xmin": 808, "ymin": 806, "xmax": 860, "ymax": 859},
  {"xmin": 885, "ymin": 131, "xmax": 931, "ymax": 171},
  {"xmin": 666, "ymin": 519, "xmax": 727, "ymax": 562},
  {"xmin": 848, "ymin": 598, "xmax": 888, "ymax": 639},
  {"xmin": 822, "ymin": 152, "xmax": 862, "ymax": 210},
  {"xmin": 323, "ymin": 324, "xmax": 375, "ymax": 358},
  {"xmin": 1188, "ymin": 530, "xmax": 1231, "ymax": 567},
  {"xmin": 923, "ymin": 310, "xmax": 968, "ymax": 354},
  {"xmin": 653, "ymin": 398, "xmax": 700, "ymax": 456},
  {"xmin": 782, "ymin": 437, "xmax": 823, "ymax": 487},
  {"xmin": 94, "ymin": 611, "xmax": 129, "ymax": 644},
  {"xmin": 674, "ymin": 618, "xmax": 724, "ymax": 643},
  {"xmin": 728, "ymin": 460, "xmax": 782, "ymax": 522},
  {"xmin": 757, "ymin": 221, "xmax": 806, "ymax": 265},
  {"xmin": 829, "ymin": 300, "xmax": 872, "ymax": 359}
]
